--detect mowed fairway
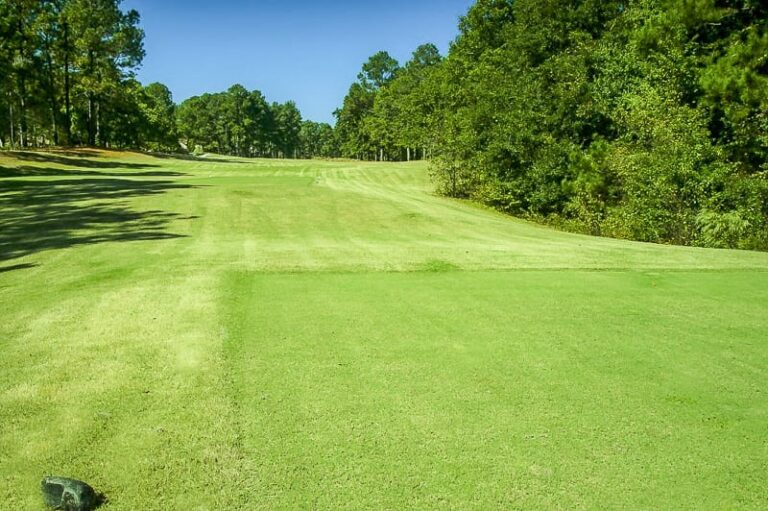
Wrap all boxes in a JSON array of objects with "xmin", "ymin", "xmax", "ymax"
[{"xmin": 2, "ymin": 150, "xmax": 768, "ymax": 510}]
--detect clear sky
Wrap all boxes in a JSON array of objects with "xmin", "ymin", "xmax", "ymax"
[{"xmin": 121, "ymin": 0, "xmax": 474, "ymax": 124}]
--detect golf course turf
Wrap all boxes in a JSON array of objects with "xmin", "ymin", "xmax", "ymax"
[{"xmin": 1, "ymin": 150, "xmax": 767, "ymax": 509}]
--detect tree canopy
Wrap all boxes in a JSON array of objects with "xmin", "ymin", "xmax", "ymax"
[
  {"xmin": 0, "ymin": 0, "xmax": 147, "ymax": 148},
  {"xmin": 0, "ymin": 0, "xmax": 333, "ymax": 158}
]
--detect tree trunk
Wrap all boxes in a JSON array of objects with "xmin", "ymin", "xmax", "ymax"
[
  {"xmin": 50, "ymin": 106, "xmax": 58, "ymax": 146},
  {"xmin": 9, "ymin": 103, "xmax": 15, "ymax": 150},
  {"xmin": 87, "ymin": 93, "xmax": 95, "ymax": 146},
  {"xmin": 86, "ymin": 50, "xmax": 96, "ymax": 146},
  {"xmin": 63, "ymin": 22, "xmax": 72, "ymax": 145},
  {"xmin": 407, "ymin": 147, "xmax": 411, "ymax": 162},
  {"xmin": 96, "ymin": 99, "xmax": 101, "ymax": 146},
  {"xmin": 42, "ymin": 35, "xmax": 59, "ymax": 146},
  {"xmin": 19, "ymin": 93, "xmax": 27, "ymax": 148},
  {"xmin": 14, "ymin": 12, "xmax": 26, "ymax": 148}
]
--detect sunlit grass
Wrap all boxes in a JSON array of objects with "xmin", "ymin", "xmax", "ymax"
[{"xmin": 1, "ymin": 149, "xmax": 767, "ymax": 509}]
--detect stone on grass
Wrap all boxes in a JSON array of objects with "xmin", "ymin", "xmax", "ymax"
[{"xmin": 41, "ymin": 476, "xmax": 97, "ymax": 511}]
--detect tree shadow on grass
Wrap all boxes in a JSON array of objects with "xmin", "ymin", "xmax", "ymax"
[
  {"xmin": 6, "ymin": 151, "xmax": 159, "ymax": 170},
  {"xmin": 0, "ymin": 165, "xmax": 187, "ymax": 178},
  {"xmin": 0, "ymin": 177, "xmax": 197, "ymax": 265},
  {"xmin": 0, "ymin": 262, "xmax": 37, "ymax": 273},
  {"xmin": 29, "ymin": 148, "xmax": 103, "ymax": 158}
]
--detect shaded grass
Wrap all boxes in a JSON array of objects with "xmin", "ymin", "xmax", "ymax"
[
  {"xmin": 417, "ymin": 259, "xmax": 461, "ymax": 272},
  {"xmin": 0, "ymin": 177, "xmax": 191, "ymax": 261}
]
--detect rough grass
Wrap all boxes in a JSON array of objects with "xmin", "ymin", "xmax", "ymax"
[{"xmin": 1, "ymin": 149, "xmax": 767, "ymax": 509}]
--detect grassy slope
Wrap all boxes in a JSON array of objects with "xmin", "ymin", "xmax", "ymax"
[{"xmin": 1, "ymin": 150, "xmax": 767, "ymax": 509}]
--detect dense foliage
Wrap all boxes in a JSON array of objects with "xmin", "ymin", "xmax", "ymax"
[
  {"xmin": 334, "ymin": 45, "xmax": 442, "ymax": 161},
  {"xmin": 0, "ymin": 0, "xmax": 160, "ymax": 148},
  {"xmin": 0, "ymin": 1, "xmax": 336, "ymax": 158},
  {"xmin": 338, "ymin": 0, "xmax": 768, "ymax": 249},
  {"xmin": 0, "ymin": 0, "xmax": 227, "ymax": 152},
  {"xmin": 176, "ymin": 86, "xmax": 338, "ymax": 158}
]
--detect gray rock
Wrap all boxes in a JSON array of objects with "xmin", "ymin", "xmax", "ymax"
[{"xmin": 41, "ymin": 476, "xmax": 97, "ymax": 511}]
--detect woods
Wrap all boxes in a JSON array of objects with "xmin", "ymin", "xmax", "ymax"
[
  {"xmin": 176, "ymin": 86, "xmax": 338, "ymax": 159},
  {"xmin": 0, "ymin": 0, "xmax": 336, "ymax": 158},
  {"xmin": 337, "ymin": 0, "xmax": 768, "ymax": 250},
  {"xmin": 0, "ymin": 0, "xmax": 146, "ymax": 148}
]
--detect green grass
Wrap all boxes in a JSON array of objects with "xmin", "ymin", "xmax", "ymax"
[{"xmin": 1, "ymin": 149, "xmax": 768, "ymax": 509}]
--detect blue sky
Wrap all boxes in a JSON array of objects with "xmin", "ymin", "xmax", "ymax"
[{"xmin": 122, "ymin": 0, "xmax": 474, "ymax": 124}]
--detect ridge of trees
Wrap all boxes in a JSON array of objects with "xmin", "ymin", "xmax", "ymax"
[{"xmin": 336, "ymin": 0, "xmax": 768, "ymax": 250}]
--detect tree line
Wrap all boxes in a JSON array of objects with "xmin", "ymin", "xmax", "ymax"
[
  {"xmin": 0, "ymin": 0, "xmax": 148, "ymax": 148},
  {"xmin": 3, "ymin": 0, "xmax": 768, "ymax": 249},
  {"xmin": 336, "ymin": 0, "xmax": 768, "ymax": 250},
  {"xmin": 0, "ymin": 0, "xmax": 337, "ymax": 158},
  {"xmin": 334, "ymin": 45, "xmax": 442, "ymax": 162},
  {"xmin": 176, "ymin": 85, "xmax": 338, "ymax": 158}
]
